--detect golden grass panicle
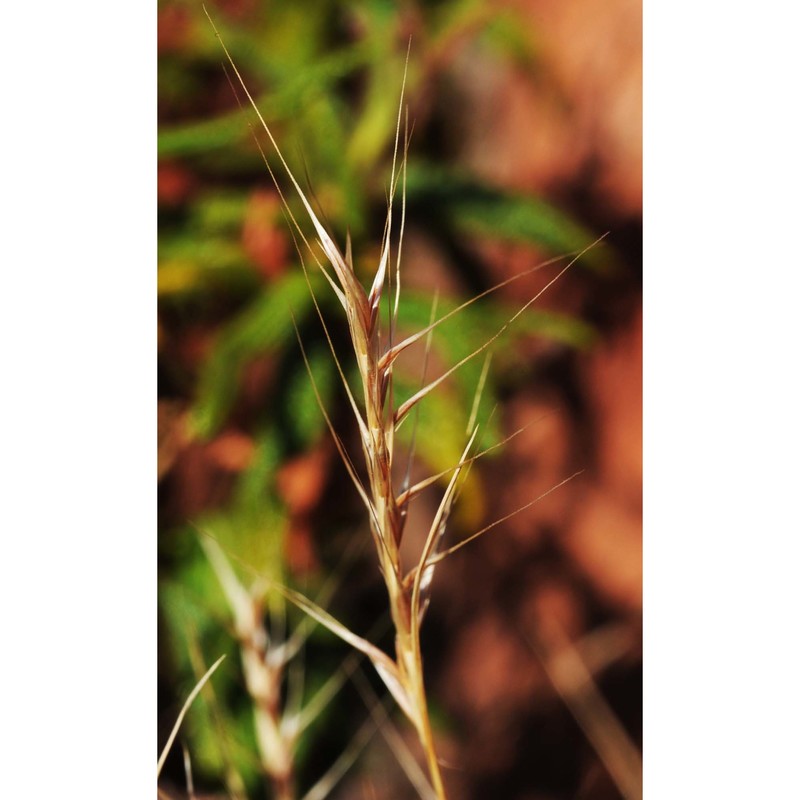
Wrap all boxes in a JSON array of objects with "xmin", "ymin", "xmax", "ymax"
[{"xmin": 204, "ymin": 9, "xmax": 597, "ymax": 797}]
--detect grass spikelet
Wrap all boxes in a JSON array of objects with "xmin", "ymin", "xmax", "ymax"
[{"xmin": 199, "ymin": 533, "xmax": 384, "ymax": 800}]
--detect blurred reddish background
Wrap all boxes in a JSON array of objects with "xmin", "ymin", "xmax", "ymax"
[{"xmin": 158, "ymin": 0, "xmax": 641, "ymax": 797}]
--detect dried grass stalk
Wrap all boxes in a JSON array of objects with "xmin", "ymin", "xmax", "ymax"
[{"xmin": 204, "ymin": 9, "xmax": 596, "ymax": 796}]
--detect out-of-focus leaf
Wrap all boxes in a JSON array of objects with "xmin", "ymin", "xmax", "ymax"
[
  {"xmin": 160, "ymin": 553, "xmax": 262, "ymax": 790},
  {"xmin": 158, "ymin": 260, "xmax": 206, "ymax": 296},
  {"xmin": 344, "ymin": 6, "xmax": 405, "ymax": 176},
  {"xmin": 157, "ymin": 252, "xmax": 256, "ymax": 297},
  {"xmin": 159, "ymin": 110, "xmax": 254, "ymax": 158},
  {"xmin": 158, "ymin": 44, "xmax": 372, "ymax": 158},
  {"xmin": 386, "ymin": 290, "xmax": 595, "ymax": 426},
  {"xmin": 234, "ymin": 425, "xmax": 283, "ymax": 514},
  {"xmin": 404, "ymin": 164, "xmax": 611, "ymax": 270},
  {"xmin": 425, "ymin": 0, "xmax": 484, "ymax": 39},
  {"xmin": 479, "ymin": 12, "xmax": 540, "ymax": 67},
  {"xmin": 159, "ymin": 235, "xmax": 244, "ymax": 268},
  {"xmin": 191, "ymin": 272, "xmax": 317, "ymax": 438},
  {"xmin": 295, "ymin": 95, "xmax": 366, "ymax": 236},
  {"xmin": 285, "ymin": 344, "xmax": 337, "ymax": 448},
  {"xmin": 394, "ymin": 289, "xmax": 596, "ymax": 354},
  {"xmin": 159, "ymin": 190, "xmax": 259, "ymax": 296},
  {"xmin": 222, "ymin": 430, "xmax": 288, "ymax": 585},
  {"xmin": 504, "ymin": 307, "xmax": 596, "ymax": 347},
  {"xmin": 192, "ymin": 192, "xmax": 250, "ymax": 233},
  {"xmin": 391, "ymin": 372, "xmax": 487, "ymax": 530},
  {"xmin": 157, "ymin": 654, "xmax": 226, "ymax": 778}
]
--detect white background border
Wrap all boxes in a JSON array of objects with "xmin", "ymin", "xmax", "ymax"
[{"xmin": 3, "ymin": 1, "xmax": 799, "ymax": 796}]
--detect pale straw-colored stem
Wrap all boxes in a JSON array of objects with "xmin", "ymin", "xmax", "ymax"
[{"xmin": 357, "ymin": 331, "xmax": 447, "ymax": 798}]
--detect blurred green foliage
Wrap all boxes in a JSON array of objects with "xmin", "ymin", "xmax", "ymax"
[{"xmin": 158, "ymin": 0, "xmax": 605, "ymax": 795}]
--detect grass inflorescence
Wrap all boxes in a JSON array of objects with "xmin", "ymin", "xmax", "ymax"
[{"xmin": 164, "ymin": 9, "xmax": 604, "ymax": 798}]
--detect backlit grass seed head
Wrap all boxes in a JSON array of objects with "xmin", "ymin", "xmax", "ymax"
[{"xmin": 203, "ymin": 9, "xmax": 597, "ymax": 797}]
